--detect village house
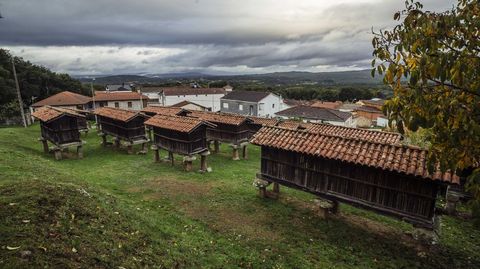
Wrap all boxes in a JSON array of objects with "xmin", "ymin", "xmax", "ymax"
[
  {"xmin": 354, "ymin": 98, "xmax": 386, "ymax": 127},
  {"xmin": 105, "ymin": 83, "xmax": 133, "ymax": 92},
  {"xmin": 140, "ymin": 85, "xmax": 232, "ymax": 111},
  {"xmin": 170, "ymin": 100, "xmax": 210, "ymax": 111},
  {"xmin": 94, "ymin": 91, "xmax": 148, "ymax": 111},
  {"xmin": 220, "ymin": 91, "xmax": 286, "ymax": 117},
  {"xmin": 30, "ymin": 91, "xmax": 92, "ymax": 113},
  {"xmin": 275, "ymin": 105, "xmax": 355, "ymax": 127}
]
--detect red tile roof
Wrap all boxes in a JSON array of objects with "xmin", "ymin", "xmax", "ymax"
[
  {"xmin": 31, "ymin": 91, "xmax": 91, "ymax": 107},
  {"xmin": 94, "ymin": 91, "xmax": 148, "ymax": 101},
  {"xmin": 32, "ymin": 105, "xmax": 85, "ymax": 122},
  {"xmin": 94, "ymin": 107, "xmax": 148, "ymax": 122},
  {"xmin": 311, "ymin": 101, "xmax": 343, "ymax": 109},
  {"xmin": 141, "ymin": 106, "xmax": 189, "ymax": 116},
  {"xmin": 277, "ymin": 120, "xmax": 401, "ymax": 144},
  {"xmin": 188, "ymin": 111, "xmax": 252, "ymax": 126},
  {"xmin": 142, "ymin": 87, "xmax": 226, "ymax": 96},
  {"xmin": 251, "ymin": 126, "xmax": 458, "ymax": 184},
  {"xmin": 145, "ymin": 114, "xmax": 215, "ymax": 133},
  {"xmin": 170, "ymin": 100, "xmax": 208, "ymax": 109},
  {"xmin": 248, "ymin": 116, "xmax": 279, "ymax": 126}
]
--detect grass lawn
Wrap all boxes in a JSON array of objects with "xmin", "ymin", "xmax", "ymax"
[{"xmin": 0, "ymin": 124, "xmax": 479, "ymax": 268}]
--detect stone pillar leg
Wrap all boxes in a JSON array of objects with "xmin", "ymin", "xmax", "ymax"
[
  {"xmin": 169, "ymin": 152, "xmax": 174, "ymax": 166},
  {"xmin": 102, "ymin": 135, "xmax": 107, "ymax": 147},
  {"xmin": 54, "ymin": 150, "xmax": 62, "ymax": 161},
  {"xmin": 242, "ymin": 144, "xmax": 248, "ymax": 160},
  {"xmin": 41, "ymin": 138, "xmax": 49, "ymax": 153},
  {"xmin": 77, "ymin": 145, "xmax": 83, "ymax": 159},
  {"xmin": 140, "ymin": 143, "xmax": 148, "ymax": 154},
  {"xmin": 259, "ymin": 187, "xmax": 267, "ymax": 198},
  {"xmin": 148, "ymin": 128, "xmax": 153, "ymax": 141},
  {"xmin": 183, "ymin": 155, "xmax": 196, "ymax": 172},
  {"xmin": 199, "ymin": 151, "xmax": 210, "ymax": 172},
  {"xmin": 114, "ymin": 138, "xmax": 120, "ymax": 149},
  {"xmin": 231, "ymin": 144, "xmax": 240, "ymax": 161},
  {"xmin": 273, "ymin": 182, "xmax": 280, "ymax": 194},
  {"xmin": 127, "ymin": 144, "xmax": 133, "ymax": 155},
  {"xmin": 207, "ymin": 141, "xmax": 212, "ymax": 152},
  {"xmin": 214, "ymin": 140, "xmax": 220, "ymax": 153},
  {"xmin": 152, "ymin": 145, "xmax": 160, "ymax": 162},
  {"xmin": 445, "ymin": 189, "xmax": 460, "ymax": 215}
]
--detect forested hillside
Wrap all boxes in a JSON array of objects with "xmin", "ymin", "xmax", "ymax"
[{"xmin": 0, "ymin": 49, "xmax": 87, "ymax": 119}]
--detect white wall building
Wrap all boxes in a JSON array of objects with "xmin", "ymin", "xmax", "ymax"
[
  {"xmin": 140, "ymin": 86, "xmax": 231, "ymax": 112},
  {"xmin": 275, "ymin": 105, "xmax": 355, "ymax": 127},
  {"xmin": 94, "ymin": 91, "xmax": 148, "ymax": 111},
  {"xmin": 220, "ymin": 91, "xmax": 287, "ymax": 117}
]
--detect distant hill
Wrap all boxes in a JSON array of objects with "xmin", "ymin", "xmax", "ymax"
[{"xmin": 77, "ymin": 69, "xmax": 382, "ymax": 86}]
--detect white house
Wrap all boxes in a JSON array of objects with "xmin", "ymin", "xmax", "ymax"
[
  {"xmin": 140, "ymin": 85, "xmax": 232, "ymax": 111},
  {"xmin": 220, "ymin": 91, "xmax": 287, "ymax": 117},
  {"xmin": 94, "ymin": 91, "xmax": 148, "ymax": 111},
  {"xmin": 275, "ymin": 105, "xmax": 355, "ymax": 127}
]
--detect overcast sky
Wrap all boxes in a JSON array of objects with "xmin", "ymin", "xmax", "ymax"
[{"xmin": 0, "ymin": 0, "xmax": 455, "ymax": 76}]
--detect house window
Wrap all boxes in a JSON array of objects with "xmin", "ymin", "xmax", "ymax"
[
  {"xmin": 128, "ymin": 101, "xmax": 132, "ymax": 108},
  {"xmin": 223, "ymin": 103, "xmax": 229, "ymax": 109},
  {"xmin": 259, "ymin": 103, "xmax": 264, "ymax": 111},
  {"xmin": 249, "ymin": 105, "xmax": 254, "ymax": 115},
  {"xmin": 115, "ymin": 102, "xmax": 119, "ymax": 108},
  {"xmin": 239, "ymin": 104, "xmax": 243, "ymax": 111},
  {"xmin": 272, "ymin": 104, "xmax": 275, "ymax": 108}
]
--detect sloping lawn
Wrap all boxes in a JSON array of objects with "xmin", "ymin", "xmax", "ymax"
[{"xmin": 0, "ymin": 124, "xmax": 479, "ymax": 268}]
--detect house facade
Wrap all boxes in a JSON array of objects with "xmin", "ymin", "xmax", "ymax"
[
  {"xmin": 30, "ymin": 91, "xmax": 92, "ymax": 112},
  {"xmin": 275, "ymin": 105, "xmax": 355, "ymax": 127},
  {"xmin": 94, "ymin": 91, "xmax": 148, "ymax": 110},
  {"xmin": 140, "ymin": 85, "xmax": 231, "ymax": 111},
  {"xmin": 220, "ymin": 91, "xmax": 286, "ymax": 117}
]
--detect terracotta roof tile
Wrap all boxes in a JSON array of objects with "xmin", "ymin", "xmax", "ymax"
[
  {"xmin": 141, "ymin": 106, "xmax": 189, "ymax": 116},
  {"xmin": 31, "ymin": 91, "xmax": 91, "ymax": 107},
  {"xmin": 94, "ymin": 91, "xmax": 148, "ymax": 101},
  {"xmin": 248, "ymin": 116, "xmax": 279, "ymax": 126},
  {"xmin": 251, "ymin": 126, "xmax": 459, "ymax": 184},
  {"xmin": 32, "ymin": 105, "xmax": 85, "ymax": 122},
  {"xmin": 276, "ymin": 120, "xmax": 401, "ymax": 144},
  {"xmin": 94, "ymin": 107, "xmax": 148, "ymax": 122},
  {"xmin": 145, "ymin": 114, "xmax": 215, "ymax": 133},
  {"xmin": 188, "ymin": 111, "xmax": 252, "ymax": 126}
]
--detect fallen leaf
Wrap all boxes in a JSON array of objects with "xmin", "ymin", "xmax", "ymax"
[
  {"xmin": 7, "ymin": 246, "xmax": 20, "ymax": 250},
  {"xmin": 22, "ymin": 220, "xmax": 30, "ymax": 223},
  {"xmin": 72, "ymin": 247, "xmax": 77, "ymax": 253}
]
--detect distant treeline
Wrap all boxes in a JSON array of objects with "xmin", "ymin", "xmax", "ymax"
[
  {"xmin": 0, "ymin": 49, "xmax": 88, "ymax": 120},
  {"xmin": 208, "ymin": 80, "xmax": 390, "ymax": 101}
]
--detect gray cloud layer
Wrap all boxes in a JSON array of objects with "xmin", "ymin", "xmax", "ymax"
[{"xmin": 0, "ymin": 0, "xmax": 456, "ymax": 75}]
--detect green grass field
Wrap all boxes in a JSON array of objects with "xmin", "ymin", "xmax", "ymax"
[{"xmin": 0, "ymin": 124, "xmax": 479, "ymax": 268}]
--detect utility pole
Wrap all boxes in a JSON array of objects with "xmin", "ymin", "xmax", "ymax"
[
  {"xmin": 91, "ymin": 78, "xmax": 98, "ymax": 124},
  {"xmin": 11, "ymin": 57, "xmax": 27, "ymax": 127}
]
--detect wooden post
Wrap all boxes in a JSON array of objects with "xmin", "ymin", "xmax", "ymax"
[
  {"xmin": 147, "ymin": 127, "xmax": 153, "ymax": 142},
  {"xmin": 207, "ymin": 141, "xmax": 212, "ymax": 152},
  {"xmin": 199, "ymin": 151, "xmax": 210, "ymax": 172},
  {"xmin": 40, "ymin": 138, "xmax": 49, "ymax": 153},
  {"xmin": 169, "ymin": 151, "xmax": 174, "ymax": 166},
  {"xmin": 259, "ymin": 186, "xmax": 267, "ymax": 198},
  {"xmin": 214, "ymin": 140, "xmax": 220, "ymax": 153},
  {"xmin": 77, "ymin": 145, "xmax": 83, "ymax": 159},
  {"xmin": 231, "ymin": 144, "xmax": 240, "ymax": 160}
]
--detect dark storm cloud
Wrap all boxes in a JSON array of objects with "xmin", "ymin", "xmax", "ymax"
[{"xmin": 0, "ymin": 0, "xmax": 456, "ymax": 75}]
